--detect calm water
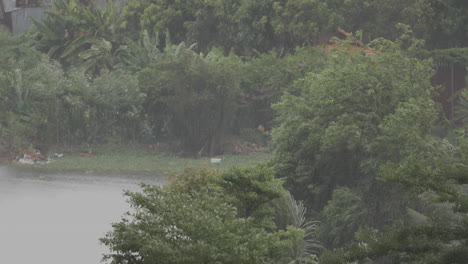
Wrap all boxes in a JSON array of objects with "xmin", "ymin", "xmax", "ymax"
[{"xmin": 0, "ymin": 166, "xmax": 167, "ymax": 264}]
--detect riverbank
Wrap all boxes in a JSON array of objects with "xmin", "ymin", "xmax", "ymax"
[{"xmin": 8, "ymin": 146, "xmax": 271, "ymax": 175}]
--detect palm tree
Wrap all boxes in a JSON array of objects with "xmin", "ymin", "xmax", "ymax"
[{"xmin": 273, "ymin": 191, "xmax": 323, "ymax": 263}]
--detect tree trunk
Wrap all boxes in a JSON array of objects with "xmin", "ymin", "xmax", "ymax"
[
  {"xmin": 0, "ymin": 0, "xmax": 5, "ymax": 23},
  {"xmin": 208, "ymin": 99, "xmax": 226, "ymax": 156}
]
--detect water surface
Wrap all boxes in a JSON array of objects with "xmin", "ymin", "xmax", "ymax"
[{"xmin": 0, "ymin": 166, "xmax": 167, "ymax": 264}]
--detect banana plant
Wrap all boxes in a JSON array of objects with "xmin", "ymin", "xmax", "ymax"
[
  {"xmin": 117, "ymin": 30, "xmax": 198, "ymax": 70},
  {"xmin": 78, "ymin": 38, "xmax": 114, "ymax": 73},
  {"xmin": 117, "ymin": 30, "xmax": 162, "ymax": 70},
  {"xmin": 272, "ymin": 191, "xmax": 323, "ymax": 263},
  {"xmin": 33, "ymin": 0, "xmax": 122, "ymax": 74}
]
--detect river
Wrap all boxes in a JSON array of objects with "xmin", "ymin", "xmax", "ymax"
[{"xmin": 0, "ymin": 166, "xmax": 168, "ymax": 264}]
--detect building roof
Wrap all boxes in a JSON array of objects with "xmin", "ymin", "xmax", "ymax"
[
  {"xmin": 2, "ymin": 0, "xmax": 51, "ymax": 13},
  {"xmin": 321, "ymin": 27, "xmax": 378, "ymax": 56},
  {"xmin": 2, "ymin": 0, "xmax": 20, "ymax": 13}
]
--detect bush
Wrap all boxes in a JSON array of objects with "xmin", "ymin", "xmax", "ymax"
[
  {"xmin": 101, "ymin": 167, "xmax": 309, "ymax": 264},
  {"xmin": 0, "ymin": 28, "xmax": 69, "ymax": 148}
]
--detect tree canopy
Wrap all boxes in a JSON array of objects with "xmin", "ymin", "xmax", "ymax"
[
  {"xmin": 0, "ymin": 1, "xmax": 467, "ymax": 263},
  {"xmin": 101, "ymin": 167, "xmax": 320, "ymax": 264}
]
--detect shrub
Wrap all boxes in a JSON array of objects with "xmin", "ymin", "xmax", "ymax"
[
  {"xmin": 0, "ymin": 29, "xmax": 69, "ymax": 148},
  {"xmin": 101, "ymin": 167, "xmax": 310, "ymax": 264}
]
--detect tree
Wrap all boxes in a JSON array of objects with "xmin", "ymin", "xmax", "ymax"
[
  {"xmin": 101, "ymin": 167, "xmax": 316, "ymax": 264},
  {"xmin": 120, "ymin": 0, "xmax": 239, "ymax": 53},
  {"xmin": 321, "ymin": 0, "xmax": 468, "ymax": 49},
  {"xmin": 337, "ymin": 137, "xmax": 468, "ymax": 264},
  {"xmin": 119, "ymin": 0, "xmax": 342, "ymax": 54},
  {"xmin": 319, "ymin": 187, "xmax": 366, "ymax": 249},
  {"xmin": 416, "ymin": 0, "xmax": 468, "ymax": 49},
  {"xmin": 272, "ymin": 36, "xmax": 435, "ymax": 213},
  {"xmin": 269, "ymin": 0, "xmax": 341, "ymax": 51},
  {"xmin": 0, "ymin": 28, "xmax": 70, "ymax": 148},
  {"xmin": 321, "ymin": 0, "xmax": 426, "ymax": 42},
  {"xmin": 136, "ymin": 45, "xmax": 243, "ymax": 155},
  {"xmin": 239, "ymin": 47, "xmax": 327, "ymax": 137}
]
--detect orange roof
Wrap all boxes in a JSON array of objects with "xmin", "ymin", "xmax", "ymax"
[{"xmin": 319, "ymin": 27, "xmax": 379, "ymax": 56}]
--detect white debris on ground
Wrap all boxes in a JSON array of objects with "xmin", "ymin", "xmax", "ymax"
[
  {"xmin": 36, "ymin": 157, "xmax": 56, "ymax": 165},
  {"xmin": 14, "ymin": 149, "xmax": 64, "ymax": 165},
  {"xmin": 210, "ymin": 158, "xmax": 222, "ymax": 163},
  {"xmin": 18, "ymin": 155, "xmax": 35, "ymax": 164}
]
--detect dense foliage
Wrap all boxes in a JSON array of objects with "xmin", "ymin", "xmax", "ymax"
[
  {"xmin": 1, "ymin": 22, "xmax": 325, "ymax": 154},
  {"xmin": 271, "ymin": 36, "xmax": 468, "ymax": 262},
  {"xmin": 0, "ymin": 0, "xmax": 467, "ymax": 263},
  {"xmin": 101, "ymin": 167, "xmax": 320, "ymax": 264},
  {"xmin": 119, "ymin": 0, "xmax": 468, "ymax": 53},
  {"xmin": 332, "ymin": 137, "xmax": 468, "ymax": 264},
  {"xmin": 0, "ymin": 29, "xmax": 144, "ymax": 148},
  {"xmin": 33, "ymin": 0, "xmax": 122, "ymax": 74},
  {"xmin": 135, "ymin": 46, "xmax": 243, "ymax": 155},
  {"xmin": 273, "ymin": 37, "xmax": 434, "ymax": 210}
]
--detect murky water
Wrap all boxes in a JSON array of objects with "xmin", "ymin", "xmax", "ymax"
[{"xmin": 0, "ymin": 166, "xmax": 167, "ymax": 264}]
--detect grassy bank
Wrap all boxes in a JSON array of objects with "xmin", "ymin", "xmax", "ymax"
[{"xmin": 13, "ymin": 147, "xmax": 271, "ymax": 175}]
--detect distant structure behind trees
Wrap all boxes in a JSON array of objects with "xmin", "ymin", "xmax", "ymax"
[
  {"xmin": 0, "ymin": 0, "xmax": 49, "ymax": 34},
  {"xmin": 0, "ymin": 0, "xmax": 122, "ymax": 34}
]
